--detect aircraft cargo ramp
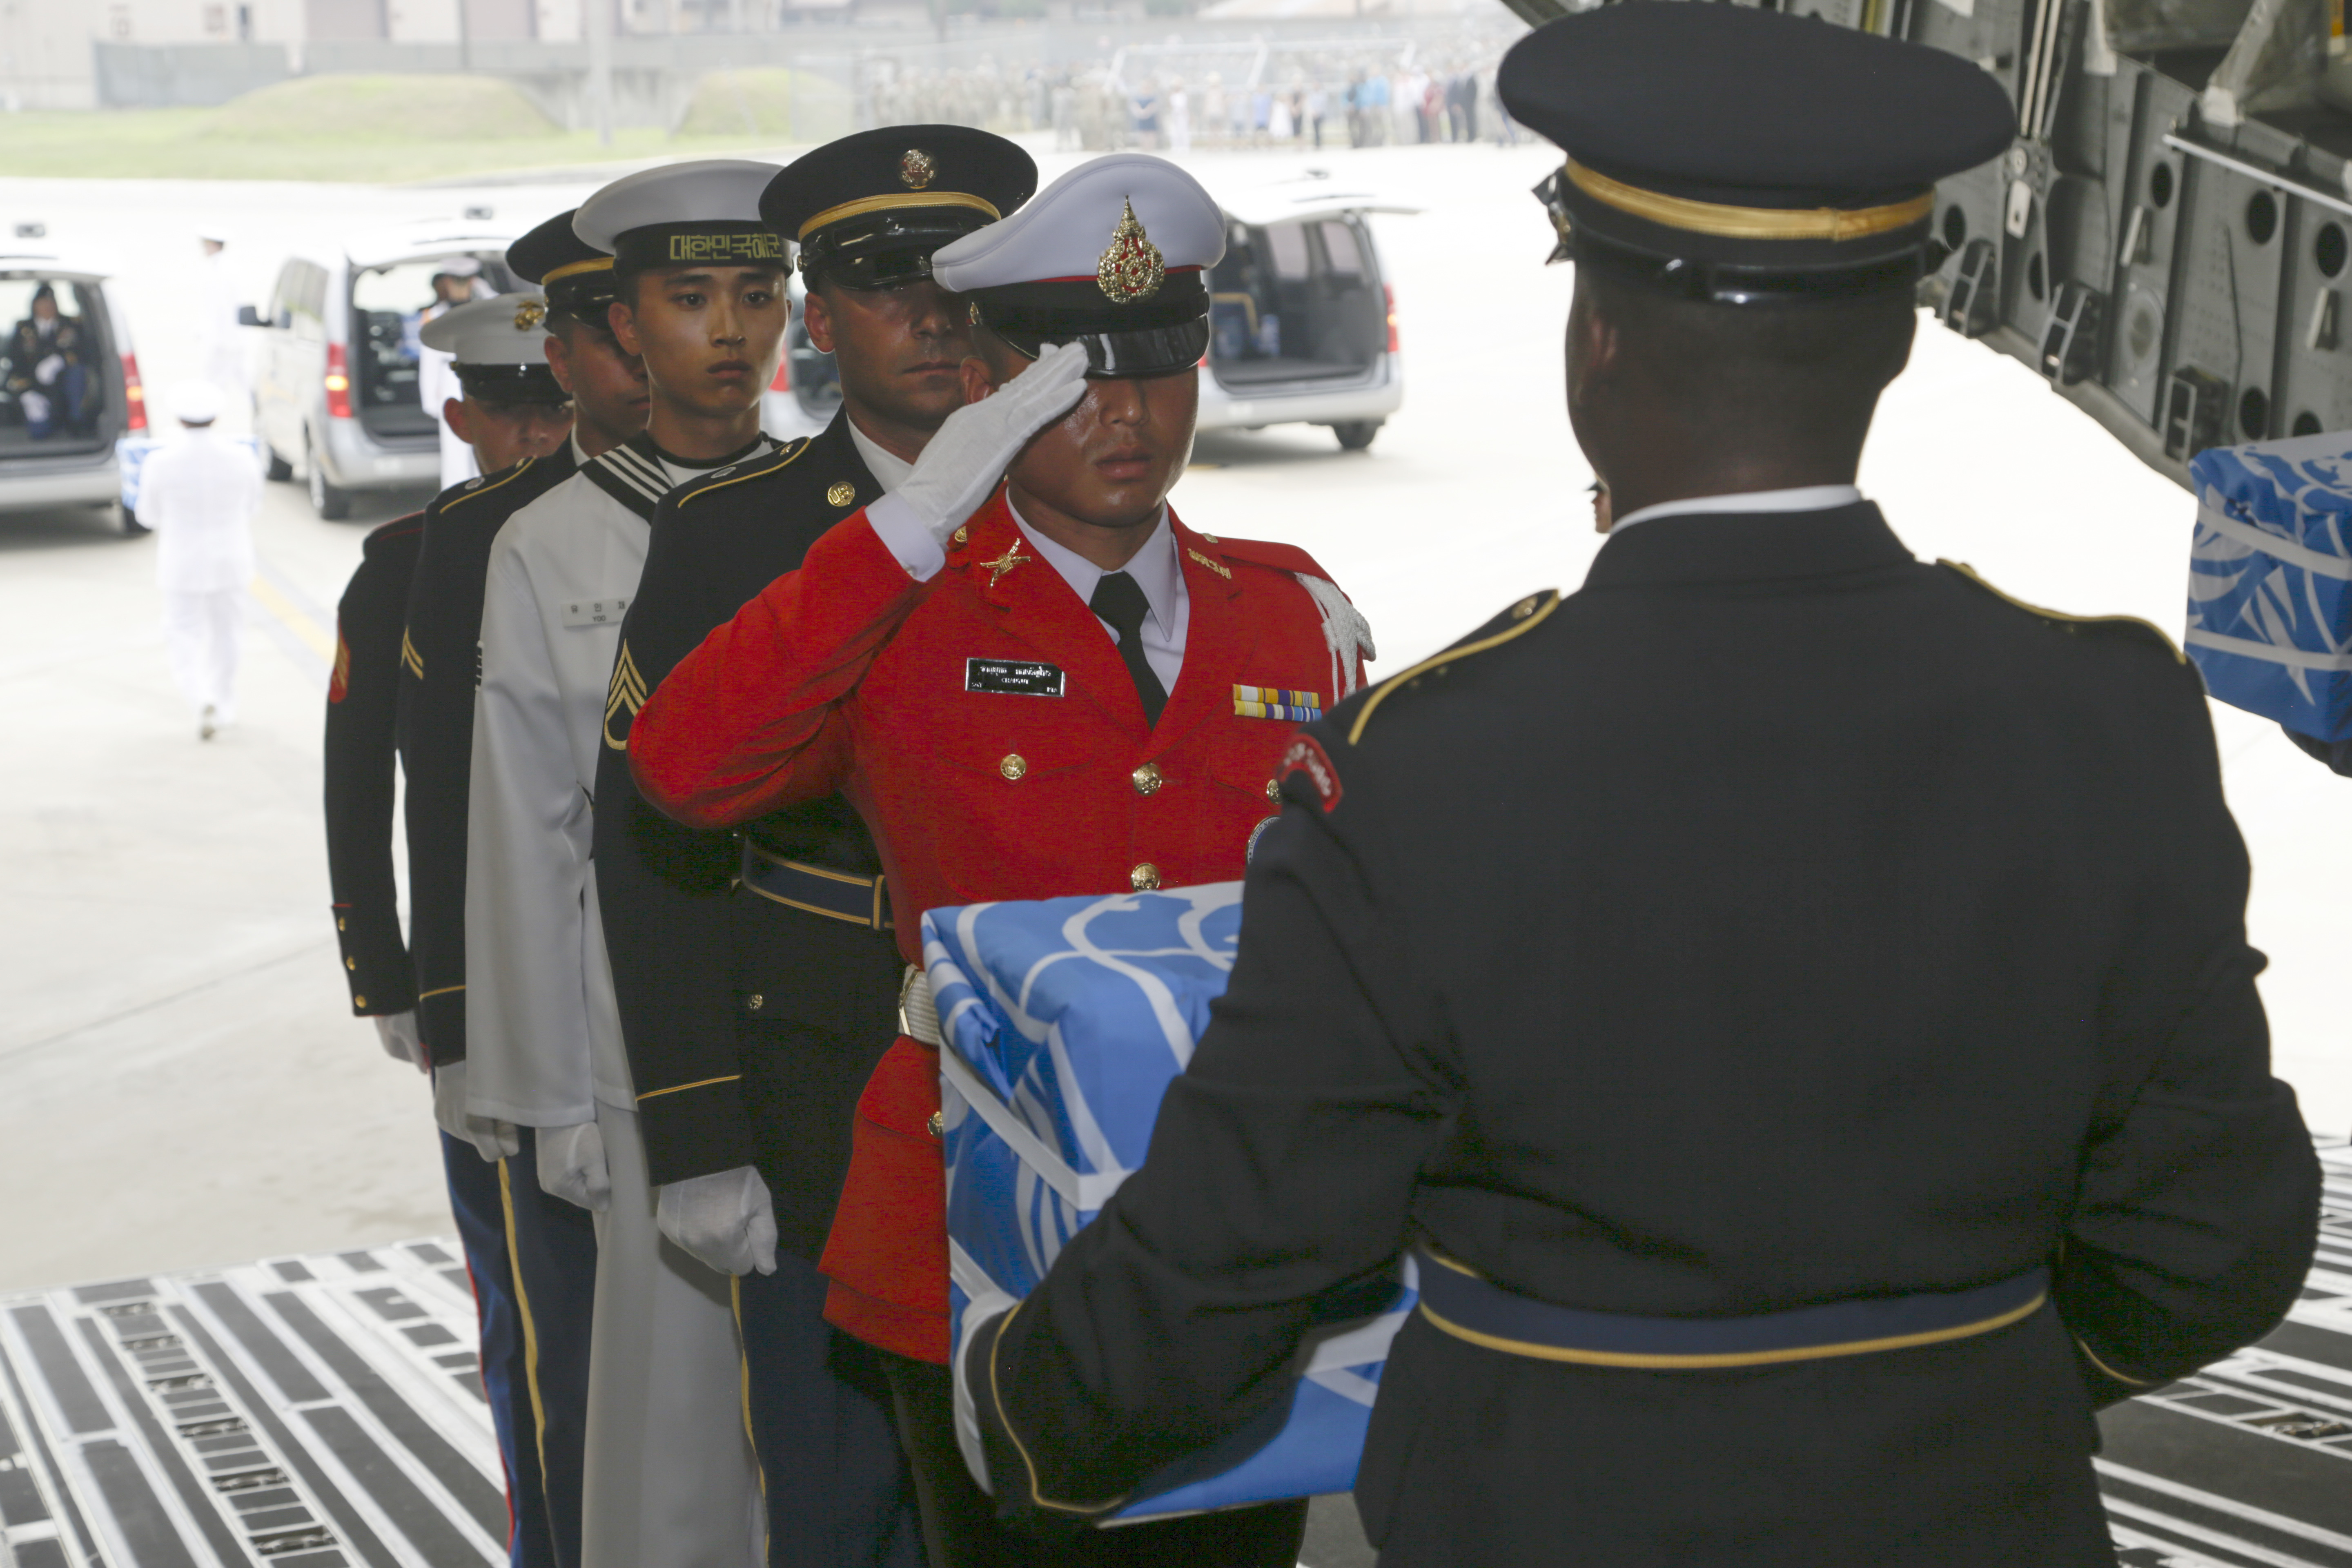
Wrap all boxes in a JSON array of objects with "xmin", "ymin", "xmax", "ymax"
[{"xmin": 0, "ymin": 1142, "xmax": 2346, "ymax": 1568}]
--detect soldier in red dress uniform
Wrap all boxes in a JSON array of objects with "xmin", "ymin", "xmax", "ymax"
[{"xmin": 629, "ymin": 154, "xmax": 1372, "ymax": 1568}]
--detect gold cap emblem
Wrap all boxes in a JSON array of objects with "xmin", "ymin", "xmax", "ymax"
[
  {"xmin": 1097, "ymin": 199, "xmax": 1165, "ymax": 305},
  {"xmin": 899, "ymin": 149, "xmax": 936, "ymax": 190},
  {"xmin": 513, "ymin": 299, "xmax": 547, "ymax": 331},
  {"xmin": 827, "ymin": 480, "xmax": 855, "ymax": 507}
]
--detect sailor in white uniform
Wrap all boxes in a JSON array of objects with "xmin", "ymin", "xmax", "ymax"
[
  {"xmin": 142, "ymin": 379, "xmax": 261, "ymax": 739},
  {"xmin": 463, "ymin": 161, "xmax": 786, "ymax": 1568}
]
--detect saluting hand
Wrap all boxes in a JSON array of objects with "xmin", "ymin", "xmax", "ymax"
[{"xmin": 892, "ymin": 339, "xmax": 1091, "ymax": 546}]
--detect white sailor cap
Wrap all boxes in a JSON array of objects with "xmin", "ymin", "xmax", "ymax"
[
  {"xmin": 572, "ymin": 159, "xmax": 788, "ymax": 277},
  {"xmin": 172, "ymin": 379, "xmax": 222, "ymax": 425},
  {"xmin": 419, "ymin": 294, "xmax": 569, "ymax": 404},
  {"xmin": 933, "ymin": 153, "xmax": 1226, "ymax": 376}
]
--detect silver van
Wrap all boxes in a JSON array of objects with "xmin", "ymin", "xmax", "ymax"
[
  {"xmin": 245, "ymin": 227, "xmax": 519, "ymax": 519},
  {"xmin": 1200, "ymin": 180, "xmax": 1410, "ymax": 451},
  {"xmin": 771, "ymin": 180, "xmax": 1408, "ymax": 452},
  {"xmin": 0, "ymin": 252, "xmax": 146, "ymax": 530}
]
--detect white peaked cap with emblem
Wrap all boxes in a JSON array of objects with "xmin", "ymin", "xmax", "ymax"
[
  {"xmin": 420, "ymin": 293, "xmax": 555, "ymax": 367},
  {"xmin": 932, "ymin": 152, "xmax": 1224, "ymax": 291},
  {"xmin": 933, "ymin": 154, "xmax": 1225, "ymax": 376},
  {"xmin": 572, "ymin": 159, "xmax": 788, "ymax": 274},
  {"xmin": 419, "ymin": 294, "xmax": 570, "ymax": 405}
]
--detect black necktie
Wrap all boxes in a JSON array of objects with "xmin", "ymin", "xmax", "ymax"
[{"xmin": 1090, "ymin": 570, "xmax": 1168, "ymax": 726}]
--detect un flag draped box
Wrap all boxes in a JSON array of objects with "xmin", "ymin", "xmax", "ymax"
[
  {"xmin": 927, "ymin": 882, "xmax": 1413, "ymax": 1521},
  {"xmin": 2187, "ymin": 433, "xmax": 2352, "ymax": 741}
]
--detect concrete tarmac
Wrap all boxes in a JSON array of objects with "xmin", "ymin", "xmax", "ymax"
[{"xmin": 0, "ymin": 137, "xmax": 2342, "ymax": 1306}]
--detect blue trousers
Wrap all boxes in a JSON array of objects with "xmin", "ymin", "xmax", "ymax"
[
  {"xmin": 441, "ymin": 1131, "xmax": 555, "ymax": 1567},
  {"xmin": 734, "ymin": 1252, "xmax": 922, "ymax": 1568},
  {"xmin": 502, "ymin": 1126, "xmax": 599, "ymax": 1568}
]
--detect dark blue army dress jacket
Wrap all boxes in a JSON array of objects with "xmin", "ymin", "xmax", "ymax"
[{"xmin": 968, "ymin": 501, "xmax": 2321, "ymax": 1568}]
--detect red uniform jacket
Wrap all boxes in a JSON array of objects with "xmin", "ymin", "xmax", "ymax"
[{"xmin": 631, "ymin": 488, "xmax": 1367, "ymax": 1361}]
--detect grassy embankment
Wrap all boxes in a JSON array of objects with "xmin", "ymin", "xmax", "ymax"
[{"xmin": 0, "ymin": 69, "xmax": 848, "ymax": 183}]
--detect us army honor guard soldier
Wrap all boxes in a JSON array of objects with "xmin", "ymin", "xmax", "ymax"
[
  {"xmin": 628, "ymin": 154, "xmax": 1374, "ymax": 1568},
  {"xmin": 958, "ymin": 12, "xmax": 2325, "ymax": 1568},
  {"xmin": 464, "ymin": 162, "xmax": 787, "ymax": 1568},
  {"xmin": 593, "ymin": 126, "xmax": 1036, "ymax": 1568}
]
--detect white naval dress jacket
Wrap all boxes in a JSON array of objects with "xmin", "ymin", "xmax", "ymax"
[
  {"xmin": 463, "ymin": 437, "xmax": 752, "ymax": 1129},
  {"xmin": 140, "ymin": 428, "xmax": 261, "ymax": 595}
]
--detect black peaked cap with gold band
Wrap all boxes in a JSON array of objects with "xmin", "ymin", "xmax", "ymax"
[
  {"xmin": 762, "ymin": 126, "xmax": 1038, "ymax": 291},
  {"xmin": 931, "ymin": 151, "xmax": 1226, "ymax": 377},
  {"xmin": 572, "ymin": 158, "xmax": 788, "ymax": 279},
  {"xmin": 1497, "ymin": 4, "xmax": 2013, "ymax": 305},
  {"xmin": 508, "ymin": 207, "xmax": 617, "ymax": 325}
]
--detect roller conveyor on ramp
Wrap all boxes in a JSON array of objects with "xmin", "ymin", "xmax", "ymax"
[{"xmin": 2, "ymin": 1140, "xmax": 2348, "ymax": 1568}]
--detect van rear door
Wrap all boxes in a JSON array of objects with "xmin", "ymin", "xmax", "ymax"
[
  {"xmin": 348, "ymin": 252, "xmax": 525, "ymax": 446},
  {"xmin": 1207, "ymin": 213, "xmax": 1389, "ymax": 392},
  {"xmin": 0, "ymin": 270, "xmax": 129, "ymax": 459}
]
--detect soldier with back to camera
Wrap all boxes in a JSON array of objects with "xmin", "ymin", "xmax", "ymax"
[{"xmin": 956, "ymin": 12, "xmax": 2323, "ymax": 1566}]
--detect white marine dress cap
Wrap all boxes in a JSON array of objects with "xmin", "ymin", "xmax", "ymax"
[{"xmin": 419, "ymin": 293, "xmax": 569, "ymax": 403}]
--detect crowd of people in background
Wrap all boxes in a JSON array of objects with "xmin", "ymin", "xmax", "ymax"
[{"xmin": 860, "ymin": 51, "xmax": 1516, "ymax": 154}]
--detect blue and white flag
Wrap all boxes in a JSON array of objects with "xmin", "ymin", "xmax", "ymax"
[
  {"xmin": 927, "ymin": 882, "xmax": 1414, "ymax": 1520},
  {"xmin": 2187, "ymin": 432, "xmax": 2352, "ymax": 741}
]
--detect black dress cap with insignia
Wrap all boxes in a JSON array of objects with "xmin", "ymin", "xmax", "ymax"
[
  {"xmin": 573, "ymin": 159, "xmax": 787, "ymax": 281},
  {"xmin": 1498, "ymin": 4, "xmax": 2014, "ymax": 305},
  {"xmin": 762, "ymin": 126, "xmax": 1038, "ymax": 291},
  {"xmin": 931, "ymin": 153, "xmax": 1225, "ymax": 377},
  {"xmin": 508, "ymin": 208, "xmax": 617, "ymax": 325}
]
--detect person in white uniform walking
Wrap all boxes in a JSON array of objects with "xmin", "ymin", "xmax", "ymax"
[
  {"xmin": 464, "ymin": 161, "xmax": 784, "ymax": 1568},
  {"xmin": 196, "ymin": 234, "xmax": 247, "ymax": 407},
  {"xmin": 142, "ymin": 379, "xmax": 260, "ymax": 740}
]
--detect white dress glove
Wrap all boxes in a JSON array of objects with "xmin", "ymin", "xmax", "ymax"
[
  {"xmin": 536, "ymin": 1119, "xmax": 612, "ymax": 1213},
  {"xmin": 432, "ymin": 1059, "xmax": 519, "ymax": 1162},
  {"xmin": 656, "ymin": 1166, "xmax": 778, "ymax": 1278},
  {"xmin": 372, "ymin": 1010, "xmax": 426, "ymax": 1071},
  {"xmin": 892, "ymin": 340, "xmax": 1091, "ymax": 545},
  {"xmin": 33, "ymin": 353, "xmax": 62, "ymax": 386}
]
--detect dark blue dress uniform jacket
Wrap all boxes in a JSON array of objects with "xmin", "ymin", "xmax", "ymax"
[
  {"xmin": 592, "ymin": 409, "xmax": 902, "ymax": 1258},
  {"xmin": 325, "ymin": 512, "xmax": 424, "ymax": 1016},
  {"xmin": 969, "ymin": 503, "xmax": 2323, "ymax": 1568},
  {"xmin": 395, "ymin": 447, "xmax": 577, "ymax": 1064}
]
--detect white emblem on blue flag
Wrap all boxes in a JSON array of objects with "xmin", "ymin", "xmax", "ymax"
[
  {"xmin": 2186, "ymin": 433, "xmax": 2352, "ymax": 741},
  {"xmin": 928, "ymin": 883, "xmax": 1414, "ymax": 1517}
]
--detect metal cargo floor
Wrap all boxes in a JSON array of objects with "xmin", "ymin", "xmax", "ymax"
[
  {"xmin": 0, "ymin": 1238, "xmax": 503, "ymax": 1568},
  {"xmin": 2, "ymin": 1143, "xmax": 2350, "ymax": 1568}
]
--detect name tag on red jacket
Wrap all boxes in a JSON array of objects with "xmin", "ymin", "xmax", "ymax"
[{"xmin": 966, "ymin": 657, "xmax": 1065, "ymax": 697}]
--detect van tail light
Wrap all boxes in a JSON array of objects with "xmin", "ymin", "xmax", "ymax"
[
  {"xmin": 770, "ymin": 353, "xmax": 790, "ymax": 393},
  {"xmin": 324, "ymin": 341, "xmax": 354, "ymax": 421},
  {"xmin": 121, "ymin": 351, "xmax": 146, "ymax": 432},
  {"xmin": 1384, "ymin": 285, "xmax": 1400, "ymax": 354}
]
